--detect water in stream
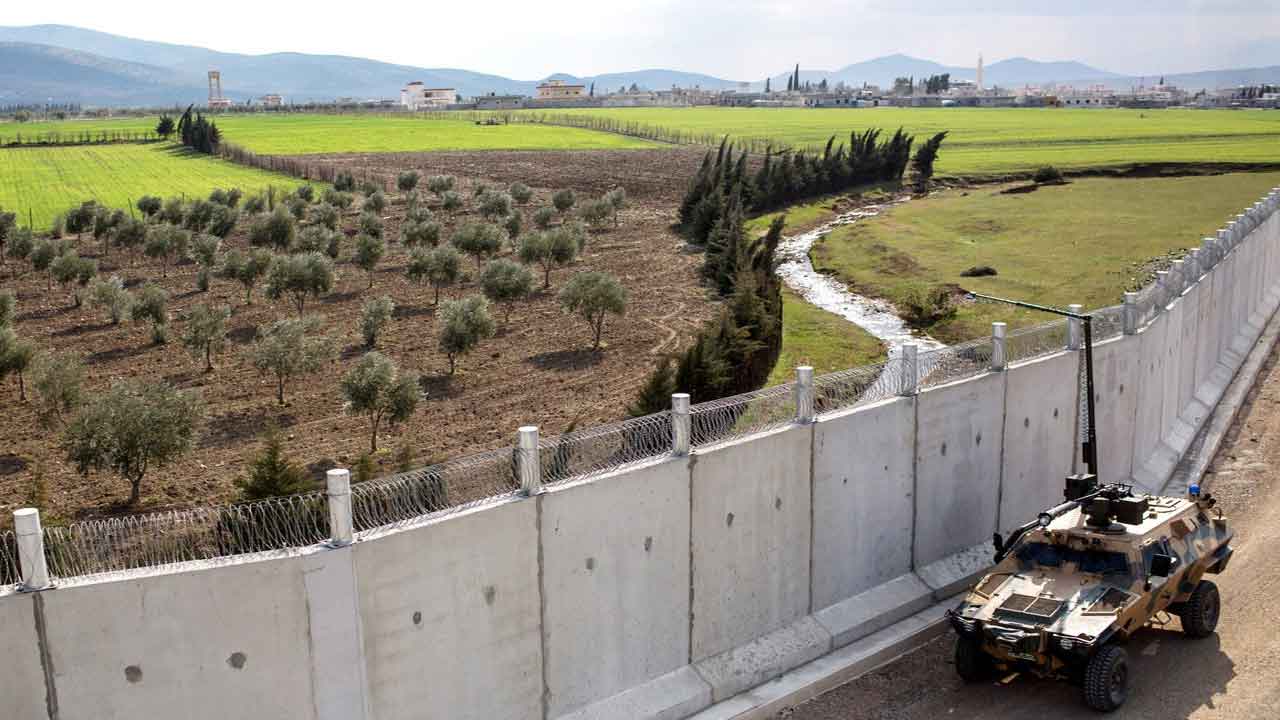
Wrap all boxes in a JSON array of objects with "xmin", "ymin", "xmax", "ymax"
[{"xmin": 774, "ymin": 197, "xmax": 946, "ymax": 358}]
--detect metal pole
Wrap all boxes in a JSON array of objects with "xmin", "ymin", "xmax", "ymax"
[
  {"xmin": 795, "ymin": 366, "xmax": 815, "ymax": 423},
  {"xmin": 991, "ymin": 322, "xmax": 1007, "ymax": 371},
  {"xmin": 518, "ymin": 426, "xmax": 541, "ymax": 496},
  {"xmin": 14, "ymin": 508, "xmax": 51, "ymax": 591},
  {"xmin": 1067, "ymin": 304, "xmax": 1083, "ymax": 350},
  {"xmin": 1171, "ymin": 260, "xmax": 1186, "ymax": 295},
  {"xmin": 1122, "ymin": 292, "xmax": 1138, "ymax": 335},
  {"xmin": 671, "ymin": 394, "xmax": 691, "ymax": 456},
  {"xmin": 1082, "ymin": 318, "xmax": 1099, "ymax": 478},
  {"xmin": 899, "ymin": 344, "xmax": 919, "ymax": 396},
  {"xmin": 326, "ymin": 469, "xmax": 353, "ymax": 547}
]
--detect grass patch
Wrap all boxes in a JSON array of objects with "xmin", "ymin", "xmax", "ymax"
[
  {"xmin": 0, "ymin": 144, "xmax": 307, "ymax": 229},
  {"xmin": 526, "ymin": 107, "xmax": 1280, "ymax": 175},
  {"xmin": 768, "ymin": 288, "xmax": 886, "ymax": 386},
  {"xmin": 1, "ymin": 114, "xmax": 655, "ymax": 155},
  {"xmin": 810, "ymin": 172, "xmax": 1280, "ymax": 343}
]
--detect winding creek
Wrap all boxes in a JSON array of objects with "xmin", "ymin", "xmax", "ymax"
[{"xmin": 774, "ymin": 197, "xmax": 946, "ymax": 358}]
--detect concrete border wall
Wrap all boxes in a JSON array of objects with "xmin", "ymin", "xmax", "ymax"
[{"xmin": 3, "ymin": 190, "xmax": 1276, "ymax": 720}]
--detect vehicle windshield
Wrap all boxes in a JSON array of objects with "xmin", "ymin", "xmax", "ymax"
[{"xmin": 1016, "ymin": 542, "xmax": 1131, "ymax": 575}]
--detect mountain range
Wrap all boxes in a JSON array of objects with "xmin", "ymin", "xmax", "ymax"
[{"xmin": 1, "ymin": 24, "xmax": 1277, "ymax": 107}]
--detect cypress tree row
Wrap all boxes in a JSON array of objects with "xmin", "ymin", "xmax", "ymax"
[{"xmin": 176, "ymin": 105, "xmax": 222, "ymax": 155}]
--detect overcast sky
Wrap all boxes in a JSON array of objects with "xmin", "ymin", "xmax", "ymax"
[{"xmin": 7, "ymin": 1, "xmax": 1279, "ymax": 79}]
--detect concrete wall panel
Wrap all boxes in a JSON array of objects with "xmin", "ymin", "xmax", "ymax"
[
  {"xmin": 1132, "ymin": 314, "xmax": 1168, "ymax": 466},
  {"xmin": 811, "ymin": 397, "xmax": 916, "ymax": 610},
  {"xmin": 913, "ymin": 372, "xmax": 1005, "ymax": 567},
  {"xmin": 1195, "ymin": 270, "xmax": 1218, "ymax": 392},
  {"xmin": 43, "ymin": 556, "xmax": 317, "ymax": 720},
  {"xmin": 1159, "ymin": 299, "xmax": 1184, "ymax": 438},
  {"xmin": 999, "ymin": 352, "xmax": 1079, "ymax": 534},
  {"xmin": 355, "ymin": 499, "xmax": 542, "ymax": 720},
  {"xmin": 1177, "ymin": 286, "xmax": 1200, "ymax": 415},
  {"xmin": 0, "ymin": 592, "xmax": 49, "ymax": 720},
  {"xmin": 541, "ymin": 458, "xmax": 692, "ymax": 718},
  {"xmin": 1091, "ymin": 335, "xmax": 1141, "ymax": 485},
  {"xmin": 690, "ymin": 424, "xmax": 813, "ymax": 662}
]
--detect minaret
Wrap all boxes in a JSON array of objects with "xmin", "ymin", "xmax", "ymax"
[{"xmin": 976, "ymin": 53, "xmax": 984, "ymax": 93}]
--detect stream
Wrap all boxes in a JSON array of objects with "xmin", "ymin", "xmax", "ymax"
[{"xmin": 774, "ymin": 197, "xmax": 946, "ymax": 359}]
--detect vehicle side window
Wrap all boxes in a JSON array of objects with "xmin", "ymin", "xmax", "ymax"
[{"xmin": 1143, "ymin": 539, "xmax": 1172, "ymax": 572}]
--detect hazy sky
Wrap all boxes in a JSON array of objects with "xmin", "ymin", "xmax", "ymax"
[{"xmin": 7, "ymin": 1, "xmax": 1279, "ymax": 79}]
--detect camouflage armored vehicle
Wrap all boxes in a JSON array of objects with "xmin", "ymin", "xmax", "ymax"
[{"xmin": 947, "ymin": 479, "xmax": 1233, "ymax": 711}]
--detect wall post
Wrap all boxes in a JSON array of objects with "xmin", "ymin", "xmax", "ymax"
[
  {"xmin": 1170, "ymin": 259, "xmax": 1186, "ymax": 295},
  {"xmin": 14, "ymin": 508, "xmax": 51, "ymax": 591},
  {"xmin": 1123, "ymin": 292, "xmax": 1138, "ymax": 335},
  {"xmin": 795, "ymin": 366, "xmax": 815, "ymax": 423},
  {"xmin": 899, "ymin": 344, "xmax": 919, "ymax": 396},
  {"xmin": 671, "ymin": 393, "xmax": 691, "ymax": 456},
  {"xmin": 991, "ymin": 322, "xmax": 1007, "ymax": 370},
  {"xmin": 1067, "ymin": 304, "xmax": 1083, "ymax": 350},
  {"xmin": 518, "ymin": 426, "xmax": 542, "ymax": 496},
  {"xmin": 326, "ymin": 469, "xmax": 353, "ymax": 547}
]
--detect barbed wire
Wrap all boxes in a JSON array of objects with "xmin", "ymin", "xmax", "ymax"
[
  {"xmin": 812, "ymin": 357, "xmax": 905, "ymax": 414},
  {"xmin": 538, "ymin": 412, "xmax": 673, "ymax": 487},
  {"xmin": 42, "ymin": 492, "xmax": 330, "ymax": 582},
  {"xmin": 1, "ymin": 530, "xmax": 19, "ymax": 588},
  {"xmin": 920, "ymin": 337, "xmax": 993, "ymax": 388},
  {"xmin": 351, "ymin": 447, "xmax": 520, "ymax": 535},
  {"xmin": 1005, "ymin": 319, "xmax": 1068, "ymax": 365},
  {"xmin": 690, "ymin": 382, "xmax": 798, "ymax": 447}
]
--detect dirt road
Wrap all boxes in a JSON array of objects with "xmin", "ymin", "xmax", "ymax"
[{"xmin": 782, "ymin": 346, "xmax": 1280, "ymax": 719}]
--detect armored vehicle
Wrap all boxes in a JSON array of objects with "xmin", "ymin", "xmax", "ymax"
[
  {"xmin": 946, "ymin": 294, "xmax": 1232, "ymax": 712},
  {"xmin": 948, "ymin": 480, "xmax": 1232, "ymax": 711}
]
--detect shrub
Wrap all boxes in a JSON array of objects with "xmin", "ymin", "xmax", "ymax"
[
  {"xmin": 438, "ymin": 296, "xmax": 495, "ymax": 374},
  {"xmin": 405, "ymin": 200, "xmax": 432, "ymax": 225},
  {"xmin": 354, "ymin": 233, "xmax": 386, "ymax": 287},
  {"xmin": 959, "ymin": 266, "xmax": 998, "ymax": 278},
  {"xmin": 360, "ymin": 295, "xmax": 396, "ymax": 347},
  {"xmin": 241, "ymin": 193, "xmax": 267, "ymax": 215},
  {"xmin": 131, "ymin": 284, "xmax": 169, "ymax": 344},
  {"xmin": 1033, "ymin": 165, "xmax": 1064, "ymax": 184},
  {"xmin": 401, "ymin": 219, "xmax": 441, "ymax": 247},
  {"xmin": 236, "ymin": 425, "xmax": 313, "ymax": 500},
  {"xmin": 518, "ymin": 228, "xmax": 578, "ymax": 288},
  {"xmin": 323, "ymin": 188, "xmax": 354, "ymax": 210},
  {"xmin": 310, "ymin": 203, "xmax": 340, "ymax": 231},
  {"xmin": 32, "ymin": 352, "xmax": 84, "ymax": 427},
  {"xmin": 112, "ymin": 218, "xmax": 147, "ymax": 257},
  {"xmin": 480, "ymin": 259, "xmax": 534, "ymax": 325},
  {"xmin": 143, "ymin": 224, "xmax": 191, "ymax": 276},
  {"xmin": 358, "ymin": 211, "xmax": 383, "ymax": 239},
  {"xmin": 137, "ymin": 195, "xmax": 163, "ymax": 218},
  {"xmin": 533, "ymin": 206, "xmax": 555, "ymax": 229},
  {"xmin": 251, "ymin": 316, "xmax": 333, "ymax": 404},
  {"xmin": 504, "ymin": 211, "xmax": 523, "ymax": 241},
  {"xmin": 364, "ymin": 191, "xmax": 387, "ymax": 215},
  {"xmin": 265, "ymin": 252, "xmax": 335, "ymax": 314},
  {"xmin": 407, "ymin": 245, "xmax": 462, "ymax": 304},
  {"xmin": 451, "ymin": 222, "xmax": 505, "ymax": 269},
  {"xmin": 295, "ymin": 224, "xmax": 336, "ymax": 254},
  {"xmin": 0, "ymin": 290, "xmax": 14, "ymax": 328},
  {"xmin": 341, "ymin": 351, "xmax": 419, "ymax": 452},
  {"xmin": 0, "ymin": 328, "xmax": 36, "ymax": 401},
  {"xmin": 209, "ymin": 187, "xmax": 243, "ymax": 207},
  {"xmin": 206, "ymin": 204, "xmax": 239, "ymax": 238},
  {"xmin": 190, "ymin": 235, "xmax": 221, "ymax": 292},
  {"xmin": 181, "ymin": 304, "xmax": 230, "ymax": 371},
  {"xmin": 183, "ymin": 199, "xmax": 217, "ymax": 232},
  {"xmin": 30, "ymin": 238, "xmax": 64, "ymax": 289},
  {"xmin": 88, "ymin": 276, "xmax": 134, "ymax": 324},
  {"xmin": 5, "ymin": 226, "xmax": 34, "ymax": 265},
  {"xmin": 552, "ymin": 189, "xmax": 576, "ymax": 213},
  {"xmin": 509, "ymin": 182, "xmax": 533, "ymax": 204},
  {"xmin": 334, "ymin": 171, "xmax": 356, "ymax": 192},
  {"xmin": 397, "ymin": 171, "xmax": 420, "ymax": 193},
  {"xmin": 359, "ymin": 180, "xmax": 381, "ymax": 197},
  {"xmin": 427, "ymin": 174, "xmax": 455, "ymax": 196},
  {"xmin": 577, "ymin": 198, "xmax": 612, "ymax": 229},
  {"xmin": 50, "ymin": 252, "xmax": 97, "ymax": 306},
  {"xmin": 559, "ymin": 271, "xmax": 626, "ymax": 349},
  {"xmin": 605, "ymin": 187, "xmax": 627, "ymax": 225},
  {"xmin": 441, "ymin": 190, "xmax": 463, "ymax": 213},
  {"xmin": 159, "ymin": 197, "xmax": 185, "ymax": 226},
  {"xmin": 285, "ymin": 196, "xmax": 309, "ymax": 221},
  {"xmin": 64, "ymin": 379, "xmax": 202, "ymax": 505},
  {"xmin": 295, "ymin": 185, "xmax": 315, "ymax": 203},
  {"xmin": 900, "ymin": 286, "xmax": 957, "ymax": 327}
]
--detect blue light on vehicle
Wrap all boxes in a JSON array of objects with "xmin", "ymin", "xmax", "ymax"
[{"xmin": 1189, "ymin": 484, "xmax": 1201, "ymax": 497}]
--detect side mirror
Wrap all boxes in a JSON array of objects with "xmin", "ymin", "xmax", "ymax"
[
  {"xmin": 1149, "ymin": 553, "xmax": 1175, "ymax": 578},
  {"xmin": 992, "ymin": 533, "xmax": 1004, "ymax": 555}
]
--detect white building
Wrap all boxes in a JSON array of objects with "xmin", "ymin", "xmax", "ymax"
[
  {"xmin": 535, "ymin": 80, "xmax": 587, "ymax": 100},
  {"xmin": 401, "ymin": 82, "xmax": 456, "ymax": 110}
]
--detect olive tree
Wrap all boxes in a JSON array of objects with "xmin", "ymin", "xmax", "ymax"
[
  {"xmin": 63, "ymin": 380, "xmax": 202, "ymax": 506},
  {"xmin": 360, "ymin": 295, "xmax": 395, "ymax": 347},
  {"xmin": 400, "ymin": 218, "xmax": 441, "ymax": 247},
  {"xmin": 310, "ymin": 203, "xmax": 340, "ymax": 231},
  {"xmin": 189, "ymin": 235, "xmax": 221, "ymax": 292},
  {"xmin": 181, "ymin": 304, "xmax": 230, "ymax": 372},
  {"xmin": 248, "ymin": 206, "xmax": 296, "ymax": 251},
  {"xmin": 578, "ymin": 198, "xmax": 612, "ymax": 229},
  {"xmin": 251, "ymin": 316, "xmax": 333, "ymax": 404},
  {"xmin": 509, "ymin": 182, "xmax": 533, "ymax": 204},
  {"xmin": 112, "ymin": 217, "xmax": 147, "ymax": 261},
  {"xmin": 88, "ymin": 276, "xmax": 134, "ymax": 324},
  {"xmin": 552, "ymin": 189, "xmax": 576, "ymax": 214},
  {"xmin": 364, "ymin": 191, "xmax": 387, "ymax": 215},
  {"xmin": 605, "ymin": 187, "xmax": 627, "ymax": 226},
  {"xmin": 50, "ymin": 252, "xmax": 97, "ymax": 307},
  {"xmin": 295, "ymin": 225, "xmax": 336, "ymax": 254},
  {"xmin": 559, "ymin": 271, "xmax": 627, "ymax": 350},
  {"xmin": 219, "ymin": 247, "xmax": 273, "ymax": 304},
  {"xmin": 427, "ymin": 174, "xmax": 456, "ymax": 197},
  {"xmin": 407, "ymin": 245, "xmax": 461, "ymax": 304},
  {"xmin": 322, "ymin": 189, "xmax": 354, "ymax": 210},
  {"xmin": 5, "ymin": 226, "xmax": 33, "ymax": 266},
  {"xmin": 341, "ymin": 351, "xmax": 419, "ymax": 452},
  {"xmin": 136, "ymin": 195, "xmax": 162, "ymax": 219},
  {"xmin": 397, "ymin": 170, "xmax": 420, "ymax": 193},
  {"xmin": 518, "ymin": 229, "xmax": 578, "ymax": 288},
  {"xmin": 206, "ymin": 205, "xmax": 239, "ymax": 238},
  {"xmin": 451, "ymin": 222, "xmax": 504, "ymax": 270},
  {"xmin": 0, "ymin": 290, "xmax": 14, "ymax": 328},
  {"xmin": 438, "ymin": 295, "xmax": 495, "ymax": 374},
  {"xmin": 265, "ymin": 252, "xmax": 334, "ymax": 314},
  {"xmin": 478, "ymin": 190, "xmax": 513, "ymax": 220},
  {"xmin": 354, "ymin": 233, "xmax": 386, "ymax": 288},
  {"xmin": 131, "ymin": 283, "xmax": 170, "ymax": 344},
  {"xmin": 441, "ymin": 190, "xmax": 464, "ymax": 214},
  {"xmin": 143, "ymin": 223, "xmax": 190, "ymax": 276},
  {"xmin": 358, "ymin": 211, "xmax": 383, "ymax": 239},
  {"xmin": 32, "ymin": 351, "xmax": 84, "ymax": 427},
  {"xmin": 480, "ymin": 259, "xmax": 533, "ymax": 326},
  {"xmin": 0, "ymin": 328, "xmax": 36, "ymax": 401},
  {"xmin": 533, "ymin": 206, "xmax": 555, "ymax": 230}
]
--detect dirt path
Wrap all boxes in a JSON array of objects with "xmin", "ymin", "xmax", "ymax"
[{"xmin": 781, "ymin": 344, "xmax": 1280, "ymax": 719}]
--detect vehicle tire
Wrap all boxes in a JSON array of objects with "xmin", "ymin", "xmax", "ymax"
[
  {"xmin": 954, "ymin": 634, "xmax": 991, "ymax": 683},
  {"xmin": 1178, "ymin": 580, "xmax": 1220, "ymax": 638},
  {"xmin": 1083, "ymin": 644, "xmax": 1128, "ymax": 712}
]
